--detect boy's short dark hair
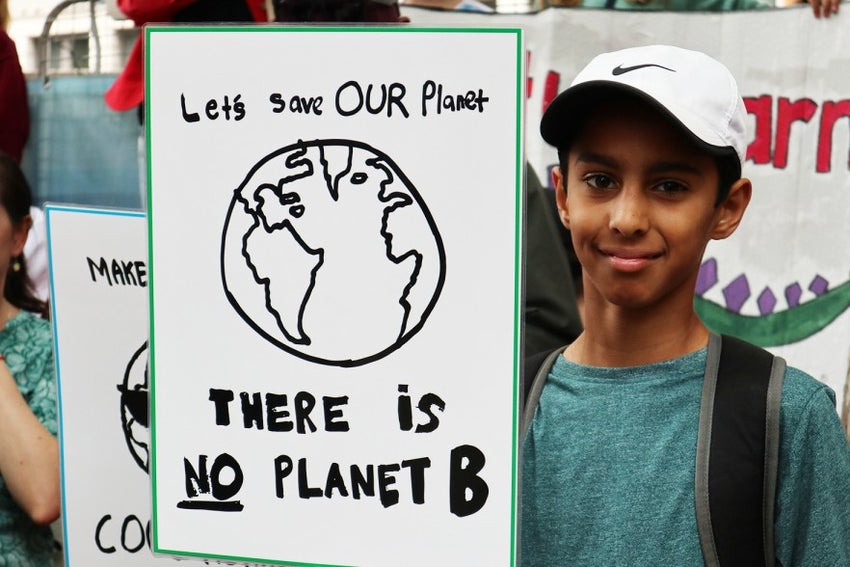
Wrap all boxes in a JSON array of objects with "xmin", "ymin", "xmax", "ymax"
[
  {"xmin": 542, "ymin": 44, "xmax": 747, "ymax": 204},
  {"xmin": 714, "ymin": 150, "xmax": 741, "ymax": 204}
]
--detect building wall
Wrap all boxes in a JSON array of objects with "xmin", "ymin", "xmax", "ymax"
[{"xmin": 8, "ymin": 0, "xmax": 134, "ymax": 77}]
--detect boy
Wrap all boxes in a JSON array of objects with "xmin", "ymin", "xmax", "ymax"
[{"xmin": 522, "ymin": 44, "xmax": 850, "ymax": 565}]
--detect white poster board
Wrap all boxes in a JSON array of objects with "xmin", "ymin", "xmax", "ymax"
[
  {"xmin": 146, "ymin": 27, "xmax": 523, "ymax": 566},
  {"xmin": 47, "ymin": 206, "xmax": 153, "ymax": 565}
]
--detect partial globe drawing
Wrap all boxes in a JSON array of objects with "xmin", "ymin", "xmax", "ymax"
[
  {"xmin": 117, "ymin": 341, "xmax": 149, "ymax": 474},
  {"xmin": 221, "ymin": 139, "xmax": 446, "ymax": 367}
]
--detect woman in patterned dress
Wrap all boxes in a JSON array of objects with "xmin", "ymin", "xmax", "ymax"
[{"xmin": 0, "ymin": 152, "xmax": 59, "ymax": 566}]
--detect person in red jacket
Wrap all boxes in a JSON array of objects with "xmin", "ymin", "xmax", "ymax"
[
  {"xmin": 105, "ymin": 0, "xmax": 267, "ymax": 207},
  {"xmin": 105, "ymin": 0, "xmax": 268, "ymax": 113},
  {"xmin": 0, "ymin": 1, "xmax": 29, "ymax": 164}
]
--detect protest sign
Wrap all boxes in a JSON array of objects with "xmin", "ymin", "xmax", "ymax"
[
  {"xmin": 146, "ymin": 27, "xmax": 523, "ymax": 566},
  {"xmin": 47, "ymin": 206, "xmax": 153, "ymax": 565}
]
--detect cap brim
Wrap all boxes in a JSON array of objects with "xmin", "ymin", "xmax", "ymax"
[{"xmin": 539, "ymin": 81, "xmax": 737, "ymax": 162}]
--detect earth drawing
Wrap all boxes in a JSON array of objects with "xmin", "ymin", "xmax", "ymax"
[
  {"xmin": 221, "ymin": 139, "xmax": 446, "ymax": 367},
  {"xmin": 117, "ymin": 341, "xmax": 149, "ymax": 474}
]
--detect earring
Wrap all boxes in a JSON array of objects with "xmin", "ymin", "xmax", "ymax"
[{"xmin": 11, "ymin": 259, "xmax": 20, "ymax": 273}]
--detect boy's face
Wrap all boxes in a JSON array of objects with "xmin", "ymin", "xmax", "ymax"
[{"xmin": 555, "ymin": 97, "xmax": 749, "ymax": 311}]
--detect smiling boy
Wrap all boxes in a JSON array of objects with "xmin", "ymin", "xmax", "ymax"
[{"xmin": 522, "ymin": 45, "xmax": 850, "ymax": 566}]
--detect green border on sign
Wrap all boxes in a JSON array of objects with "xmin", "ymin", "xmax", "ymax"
[
  {"xmin": 143, "ymin": 23, "xmax": 159, "ymax": 558},
  {"xmin": 145, "ymin": 24, "xmax": 524, "ymax": 567},
  {"xmin": 512, "ymin": 28, "xmax": 524, "ymax": 567}
]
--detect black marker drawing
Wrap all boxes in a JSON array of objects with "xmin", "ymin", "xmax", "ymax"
[
  {"xmin": 221, "ymin": 139, "xmax": 446, "ymax": 367},
  {"xmin": 117, "ymin": 341, "xmax": 149, "ymax": 474},
  {"xmin": 178, "ymin": 453, "xmax": 244, "ymax": 512}
]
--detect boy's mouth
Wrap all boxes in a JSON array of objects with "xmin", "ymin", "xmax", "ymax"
[{"xmin": 599, "ymin": 247, "xmax": 662, "ymax": 271}]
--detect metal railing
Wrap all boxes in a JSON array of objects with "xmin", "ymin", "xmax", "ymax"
[{"xmin": 36, "ymin": 0, "xmax": 102, "ymax": 82}]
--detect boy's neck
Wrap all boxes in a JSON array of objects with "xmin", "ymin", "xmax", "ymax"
[{"xmin": 565, "ymin": 293, "xmax": 710, "ymax": 367}]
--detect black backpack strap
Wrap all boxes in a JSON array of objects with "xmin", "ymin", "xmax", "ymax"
[
  {"xmin": 521, "ymin": 346, "xmax": 566, "ymax": 440},
  {"xmin": 695, "ymin": 333, "xmax": 786, "ymax": 566}
]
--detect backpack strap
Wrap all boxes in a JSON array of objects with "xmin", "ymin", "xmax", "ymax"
[
  {"xmin": 695, "ymin": 333, "xmax": 786, "ymax": 567},
  {"xmin": 521, "ymin": 346, "xmax": 565, "ymax": 440}
]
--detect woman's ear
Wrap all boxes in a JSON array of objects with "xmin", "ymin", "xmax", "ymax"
[
  {"xmin": 11, "ymin": 215, "xmax": 32, "ymax": 258},
  {"xmin": 554, "ymin": 166, "xmax": 570, "ymax": 229},
  {"xmin": 711, "ymin": 178, "xmax": 752, "ymax": 240}
]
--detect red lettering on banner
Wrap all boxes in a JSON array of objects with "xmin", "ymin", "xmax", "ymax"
[
  {"xmin": 526, "ymin": 51, "xmax": 561, "ymax": 114},
  {"xmin": 525, "ymin": 50, "xmax": 561, "ymax": 115},
  {"xmin": 774, "ymin": 97, "xmax": 817, "ymax": 169},
  {"xmin": 542, "ymin": 71, "xmax": 560, "ymax": 114},
  {"xmin": 818, "ymin": 100, "xmax": 850, "ymax": 173},
  {"xmin": 745, "ymin": 95, "xmax": 850, "ymax": 173},
  {"xmin": 745, "ymin": 95, "xmax": 772, "ymax": 165}
]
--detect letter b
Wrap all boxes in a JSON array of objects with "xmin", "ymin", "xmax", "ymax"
[{"xmin": 449, "ymin": 444, "xmax": 489, "ymax": 517}]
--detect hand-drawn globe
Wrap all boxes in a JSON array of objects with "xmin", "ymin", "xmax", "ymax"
[
  {"xmin": 221, "ymin": 139, "xmax": 446, "ymax": 367},
  {"xmin": 117, "ymin": 341, "xmax": 149, "ymax": 474}
]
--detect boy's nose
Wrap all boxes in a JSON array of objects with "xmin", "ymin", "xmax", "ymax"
[{"xmin": 608, "ymin": 187, "xmax": 649, "ymax": 237}]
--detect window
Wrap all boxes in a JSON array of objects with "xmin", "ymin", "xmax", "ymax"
[{"xmin": 47, "ymin": 34, "xmax": 90, "ymax": 73}]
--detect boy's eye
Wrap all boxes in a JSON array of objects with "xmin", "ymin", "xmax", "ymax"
[
  {"xmin": 583, "ymin": 174, "xmax": 615, "ymax": 190},
  {"xmin": 655, "ymin": 180, "xmax": 687, "ymax": 193}
]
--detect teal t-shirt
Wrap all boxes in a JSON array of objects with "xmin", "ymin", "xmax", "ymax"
[
  {"xmin": 0, "ymin": 311, "xmax": 57, "ymax": 566},
  {"xmin": 522, "ymin": 347, "xmax": 850, "ymax": 566}
]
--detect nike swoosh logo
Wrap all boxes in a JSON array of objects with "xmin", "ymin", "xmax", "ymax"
[{"xmin": 612, "ymin": 63, "xmax": 676, "ymax": 76}]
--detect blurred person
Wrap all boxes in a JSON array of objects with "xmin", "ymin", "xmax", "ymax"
[
  {"xmin": 0, "ymin": 3, "xmax": 47, "ymax": 307},
  {"xmin": 0, "ymin": 0, "xmax": 29, "ymax": 164},
  {"xmin": 0, "ymin": 152, "xmax": 60, "ymax": 566},
  {"xmin": 526, "ymin": 164, "xmax": 583, "ymax": 357}
]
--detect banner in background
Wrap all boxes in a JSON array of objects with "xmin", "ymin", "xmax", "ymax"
[
  {"xmin": 406, "ymin": 5, "xmax": 850, "ymax": 408},
  {"xmin": 146, "ymin": 27, "xmax": 523, "ymax": 566}
]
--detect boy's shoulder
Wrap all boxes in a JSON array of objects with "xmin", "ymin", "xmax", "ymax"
[
  {"xmin": 779, "ymin": 364, "xmax": 840, "ymax": 436},
  {"xmin": 781, "ymin": 365, "xmax": 836, "ymax": 405}
]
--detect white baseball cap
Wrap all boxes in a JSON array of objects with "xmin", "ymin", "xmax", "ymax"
[{"xmin": 540, "ymin": 45, "xmax": 747, "ymax": 167}]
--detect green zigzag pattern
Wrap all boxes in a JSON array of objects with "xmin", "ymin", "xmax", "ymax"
[{"xmin": 695, "ymin": 279, "xmax": 850, "ymax": 347}]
